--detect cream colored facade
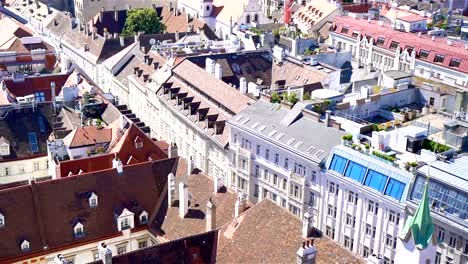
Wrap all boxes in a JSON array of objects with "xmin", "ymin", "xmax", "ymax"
[
  {"xmin": 0, "ymin": 156, "xmax": 49, "ymax": 184},
  {"xmin": 13, "ymin": 228, "xmax": 161, "ymax": 264}
]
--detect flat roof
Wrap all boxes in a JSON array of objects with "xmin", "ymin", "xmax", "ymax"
[{"xmin": 418, "ymin": 156, "xmax": 468, "ymax": 193}]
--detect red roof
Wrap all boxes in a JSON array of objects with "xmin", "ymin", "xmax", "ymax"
[
  {"xmin": 58, "ymin": 123, "xmax": 168, "ymax": 177},
  {"xmin": 397, "ymin": 14, "xmax": 426, "ymax": 22},
  {"xmin": 2, "ymin": 73, "xmax": 71, "ymax": 100},
  {"xmin": 64, "ymin": 126, "xmax": 112, "ymax": 148},
  {"xmin": 332, "ymin": 16, "xmax": 468, "ymax": 73}
]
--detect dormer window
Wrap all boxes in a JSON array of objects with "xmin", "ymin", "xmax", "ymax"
[
  {"xmin": 390, "ymin": 41, "xmax": 399, "ymax": 50},
  {"xmin": 0, "ymin": 136, "xmax": 10, "ymax": 156},
  {"xmin": 21, "ymin": 240, "xmax": 30, "ymax": 252},
  {"xmin": 89, "ymin": 192, "xmax": 98, "ymax": 208},
  {"xmin": 140, "ymin": 211, "xmax": 148, "ymax": 224},
  {"xmin": 434, "ymin": 54, "xmax": 445, "ymax": 63},
  {"xmin": 74, "ymin": 222, "xmax": 85, "ymax": 238},
  {"xmin": 0, "ymin": 213, "xmax": 4, "ymax": 227},
  {"xmin": 117, "ymin": 208, "xmax": 135, "ymax": 231},
  {"xmin": 449, "ymin": 58, "xmax": 461, "ymax": 68}
]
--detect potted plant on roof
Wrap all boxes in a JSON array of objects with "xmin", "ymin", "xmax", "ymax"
[
  {"xmin": 341, "ymin": 134, "xmax": 353, "ymax": 146},
  {"xmin": 365, "ymin": 143, "xmax": 370, "ymax": 154}
]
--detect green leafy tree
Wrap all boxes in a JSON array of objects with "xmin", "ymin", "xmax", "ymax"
[
  {"xmin": 122, "ymin": 8, "xmax": 166, "ymax": 36},
  {"xmin": 303, "ymin": 92, "xmax": 311, "ymax": 100}
]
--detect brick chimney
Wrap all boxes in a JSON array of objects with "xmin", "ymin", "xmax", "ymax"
[
  {"xmin": 206, "ymin": 198, "xmax": 216, "ymax": 231},
  {"xmin": 187, "ymin": 156, "xmax": 194, "ymax": 175},
  {"xmin": 167, "ymin": 173, "xmax": 176, "ymax": 207},
  {"xmin": 296, "ymin": 239, "xmax": 317, "ymax": 264},
  {"xmin": 98, "ymin": 242, "xmax": 112, "ymax": 264},
  {"xmin": 112, "ymin": 154, "xmax": 123, "ymax": 175},
  {"xmin": 179, "ymin": 182, "xmax": 189, "ymax": 218}
]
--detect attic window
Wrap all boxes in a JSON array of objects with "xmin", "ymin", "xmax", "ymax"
[
  {"xmin": 0, "ymin": 213, "xmax": 4, "ymax": 227},
  {"xmin": 21, "ymin": 240, "xmax": 30, "ymax": 252},
  {"xmin": 340, "ymin": 27, "xmax": 349, "ymax": 34},
  {"xmin": 419, "ymin": 50, "xmax": 429, "ymax": 59},
  {"xmin": 449, "ymin": 58, "xmax": 461, "ymax": 68},
  {"xmin": 89, "ymin": 192, "xmax": 98, "ymax": 208},
  {"xmin": 140, "ymin": 211, "xmax": 148, "ymax": 224},
  {"xmin": 74, "ymin": 222, "xmax": 85, "ymax": 238},
  {"xmin": 434, "ymin": 54, "xmax": 445, "ymax": 63},
  {"xmin": 135, "ymin": 141, "xmax": 143, "ymax": 149},
  {"xmin": 389, "ymin": 41, "xmax": 399, "ymax": 50},
  {"xmin": 352, "ymin": 31, "xmax": 359, "ymax": 38},
  {"xmin": 376, "ymin": 37, "xmax": 385, "ymax": 45}
]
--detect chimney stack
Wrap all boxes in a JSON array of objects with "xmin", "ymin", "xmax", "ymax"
[
  {"xmin": 432, "ymin": 36, "xmax": 435, "ymax": 41},
  {"xmin": 205, "ymin": 58, "xmax": 214, "ymax": 74},
  {"xmin": 418, "ymin": 32, "xmax": 421, "ymax": 38},
  {"xmin": 50, "ymin": 82, "xmax": 56, "ymax": 112},
  {"xmin": 134, "ymin": 33, "xmax": 139, "ymax": 44},
  {"xmin": 112, "ymin": 154, "xmax": 123, "ymax": 175},
  {"xmin": 98, "ymin": 242, "xmax": 112, "ymax": 264},
  {"xmin": 114, "ymin": 10, "xmax": 119, "ymax": 21},
  {"xmin": 99, "ymin": 7, "xmax": 105, "ymax": 22},
  {"xmin": 234, "ymin": 193, "xmax": 247, "ymax": 217},
  {"xmin": 113, "ymin": 32, "xmax": 118, "ymax": 38},
  {"xmin": 214, "ymin": 63, "xmax": 223, "ymax": 79},
  {"xmin": 175, "ymin": 31, "xmax": 180, "ymax": 41},
  {"xmin": 119, "ymin": 36, "xmax": 125, "ymax": 47},
  {"xmin": 167, "ymin": 173, "xmax": 176, "ymax": 207},
  {"xmin": 296, "ymin": 239, "xmax": 317, "ymax": 264},
  {"xmin": 239, "ymin": 77, "xmax": 247, "ymax": 94},
  {"xmin": 206, "ymin": 198, "xmax": 216, "ymax": 231},
  {"xmin": 179, "ymin": 182, "xmax": 189, "ymax": 218},
  {"xmin": 188, "ymin": 156, "xmax": 194, "ymax": 175},
  {"xmin": 324, "ymin": 110, "xmax": 331, "ymax": 127},
  {"xmin": 92, "ymin": 28, "xmax": 97, "ymax": 40},
  {"xmin": 302, "ymin": 212, "xmax": 313, "ymax": 238},
  {"xmin": 168, "ymin": 142, "xmax": 178, "ymax": 158}
]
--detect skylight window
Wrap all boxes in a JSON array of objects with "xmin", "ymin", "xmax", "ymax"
[
  {"xmin": 251, "ymin": 122, "xmax": 260, "ymax": 129},
  {"xmin": 257, "ymin": 125, "xmax": 266, "ymax": 132},
  {"xmin": 341, "ymin": 27, "xmax": 349, "ymax": 34},
  {"xmin": 306, "ymin": 146, "xmax": 316, "ymax": 153},
  {"xmin": 376, "ymin": 37, "xmax": 385, "ymax": 45},
  {"xmin": 28, "ymin": 132, "xmax": 38, "ymax": 153},
  {"xmin": 241, "ymin": 117, "xmax": 250, "ymax": 124},
  {"xmin": 286, "ymin": 138, "xmax": 296, "ymax": 145},
  {"xmin": 315, "ymin": 150, "xmax": 324, "ymax": 157},
  {"xmin": 268, "ymin": 130, "xmax": 278, "ymax": 137},
  {"xmin": 38, "ymin": 116, "xmax": 45, "ymax": 133},
  {"xmin": 294, "ymin": 141, "xmax": 304, "ymax": 149},
  {"xmin": 419, "ymin": 50, "xmax": 429, "ymax": 59},
  {"xmin": 275, "ymin": 133, "xmax": 285, "ymax": 140}
]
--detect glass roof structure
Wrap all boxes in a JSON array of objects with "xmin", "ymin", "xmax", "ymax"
[{"xmin": 326, "ymin": 145, "xmax": 413, "ymax": 202}]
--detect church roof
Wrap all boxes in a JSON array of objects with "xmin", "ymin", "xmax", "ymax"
[{"xmin": 399, "ymin": 181, "xmax": 434, "ymax": 249}]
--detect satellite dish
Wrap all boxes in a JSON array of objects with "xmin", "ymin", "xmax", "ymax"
[{"xmin": 149, "ymin": 38, "xmax": 156, "ymax": 45}]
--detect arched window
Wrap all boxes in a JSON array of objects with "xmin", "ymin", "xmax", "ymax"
[
  {"xmin": 254, "ymin": 14, "xmax": 259, "ymax": 22},
  {"xmin": 246, "ymin": 14, "xmax": 251, "ymax": 24}
]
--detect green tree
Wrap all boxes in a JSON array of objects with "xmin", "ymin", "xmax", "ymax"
[
  {"xmin": 122, "ymin": 8, "xmax": 166, "ymax": 36},
  {"xmin": 303, "ymin": 92, "xmax": 311, "ymax": 100}
]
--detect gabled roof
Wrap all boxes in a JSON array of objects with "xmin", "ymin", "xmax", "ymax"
[
  {"xmin": 2, "ymin": 73, "xmax": 70, "ymax": 101},
  {"xmin": 63, "ymin": 126, "xmax": 112, "ymax": 148},
  {"xmin": 0, "ymin": 158, "xmax": 179, "ymax": 262},
  {"xmin": 399, "ymin": 181, "xmax": 435, "ymax": 249}
]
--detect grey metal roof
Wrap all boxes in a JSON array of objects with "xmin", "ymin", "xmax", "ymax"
[
  {"xmin": 418, "ymin": 156, "xmax": 468, "ymax": 193},
  {"xmin": 229, "ymin": 100, "xmax": 345, "ymax": 162}
]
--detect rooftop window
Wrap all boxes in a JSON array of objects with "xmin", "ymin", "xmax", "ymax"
[
  {"xmin": 21, "ymin": 240, "xmax": 30, "ymax": 252},
  {"xmin": 341, "ymin": 27, "xmax": 349, "ymax": 34},
  {"xmin": 0, "ymin": 213, "xmax": 4, "ymax": 227},
  {"xmin": 329, "ymin": 154, "xmax": 347, "ymax": 175},
  {"xmin": 434, "ymin": 54, "xmax": 445, "ymax": 63},
  {"xmin": 89, "ymin": 192, "xmax": 98, "ymax": 208},
  {"xmin": 389, "ymin": 41, "xmax": 399, "ymax": 50},
  {"xmin": 352, "ymin": 31, "xmax": 359, "ymax": 38},
  {"xmin": 449, "ymin": 58, "xmax": 461, "ymax": 68},
  {"xmin": 344, "ymin": 161, "xmax": 367, "ymax": 183},
  {"xmin": 74, "ymin": 222, "xmax": 85, "ymax": 238},
  {"xmin": 364, "ymin": 170, "xmax": 388, "ymax": 192},
  {"xmin": 376, "ymin": 37, "xmax": 385, "ymax": 45},
  {"xmin": 419, "ymin": 50, "xmax": 429, "ymax": 59},
  {"xmin": 384, "ymin": 178, "xmax": 406, "ymax": 200}
]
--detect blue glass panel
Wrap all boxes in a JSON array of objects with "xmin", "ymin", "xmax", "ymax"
[
  {"xmin": 28, "ymin": 132, "xmax": 39, "ymax": 153},
  {"xmin": 329, "ymin": 155, "xmax": 347, "ymax": 174},
  {"xmin": 384, "ymin": 178, "xmax": 406, "ymax": 200},
  {"xmin": 364, "ymin": 170, "xmax": 388, "ymax": 192},
  {"xmin": 344, "ymin": 161, "xmax": 367, "ymax": 183}
]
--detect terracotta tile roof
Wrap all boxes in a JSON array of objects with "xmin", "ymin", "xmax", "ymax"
[
  {"xmin": 154, "ymin": 159, "xmax": 238, "ymax": 241},
  {"xmin": 58, "ymin": 122, "xmax": 168, "ymax": 177},
  {"xmin": 2, "ymin": 73, "xmax": 70, "ymax": 100},
  {"xmin": 87, "ymin": 10, "xmax": 127, "ymax": 36},
  {"xmin": 293, "ymin": 0, "xmax": 338, "ymax": 30},
  {"xmin": 397, "ymin": 13, "xmax": 427, "ymax": 22},
  {"xmin": 332, "ymin": 16, "xmax": 468, "ymax": 73},
  {"xmin": 172, "ymin": 59, "xmax": 254, "ymax": 114},
  {"xmin": 341, "ymin": 3, "xmax": 372, "ymax": 14},
  {"xmin": 0, "ymin": 157, "xmax": 179, "ymax": 262},
  {"xmin": 271, "ymin": 59, "xmax": 328, "ymax": 88},
  {"xmin": 97, "ymin": 230, "xmax": 218, "ymax": 264},
  {"xmin": 0, "ymin": 16, "xmax": 32, "ymax": 49},
  {"xmin": 217, "ymin": 199, "xmax": 365, "ymax": 264},
  {"xmin": 159, "ymin": 6, "xmax": 215, "ymax": 38},
  {"xmin": 63, "ymin": 126, "xmax": 112, "ymax": 148}
]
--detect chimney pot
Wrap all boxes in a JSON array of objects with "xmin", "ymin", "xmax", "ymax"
[
  {"xmin": 179, "ymin": 182, "xmax": 189, "ymax": 218},
  {"xmin": 119, "ymin": 36, "xmax": 124, "ymax": 47},
  {"xmin": 167, "ymin": 173, "xmax": 176, "ymax": 206},
  {"xmin": 206, "ymin": 199, "xmax": 216, "ymax": 231}
]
